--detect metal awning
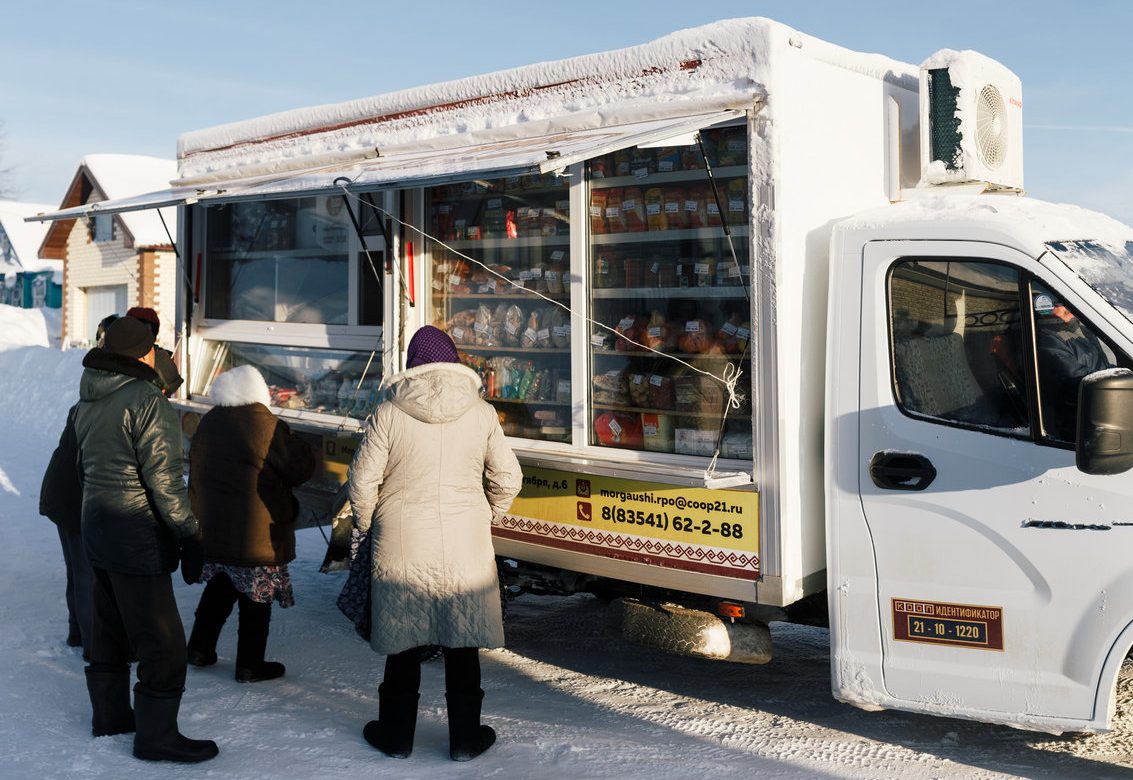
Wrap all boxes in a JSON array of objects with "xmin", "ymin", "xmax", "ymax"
[
  {"xmin": 26, "ymin": 108, "xmax": 748, "ymax": 219},
  {"xmin": 23, "ymin": 186, "xmax": 210, "ymax": 223}
]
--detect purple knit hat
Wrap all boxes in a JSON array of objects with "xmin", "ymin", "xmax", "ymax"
[{"xmin": 407, "ymin": 325, "xmax": 460, "ymax": 368}]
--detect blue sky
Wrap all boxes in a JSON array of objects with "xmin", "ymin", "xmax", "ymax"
[{"xmin": 1, "ymin": 0, "xmax": 1130, "ymax": 224}]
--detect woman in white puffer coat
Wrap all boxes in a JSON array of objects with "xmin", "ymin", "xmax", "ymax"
[{"xmin": 348, "ymin": 325, "xmax": 522, "ymax": 762}]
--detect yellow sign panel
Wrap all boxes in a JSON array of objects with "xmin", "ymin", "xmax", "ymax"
[{"xmin": 495, "ymin": 466, "xmax": 760, "ymax": 580}]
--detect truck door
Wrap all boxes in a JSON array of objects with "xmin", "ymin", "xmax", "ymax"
[{"xmin": 856, "ymin": 241, "xmax": 1133, "ymax": 724}]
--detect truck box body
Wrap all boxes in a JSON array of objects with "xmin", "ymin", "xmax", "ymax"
[{"xmin": 31, "ymin": 17, "xmax": 1133, "ymax": 733}]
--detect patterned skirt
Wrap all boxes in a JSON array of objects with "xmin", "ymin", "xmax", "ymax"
[{"xmin": 200, "ymin": 563, "xmax": 295, "ymax": 608}]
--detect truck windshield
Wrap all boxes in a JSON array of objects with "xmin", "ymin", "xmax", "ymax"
[{"xmin": 1045, "ymin": 240, "xmax": 1133, "ymax": 325}]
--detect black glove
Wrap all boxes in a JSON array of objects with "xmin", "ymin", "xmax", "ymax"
[{"xmin": 180, "ymin": 535, "xmax": 205, "ymax": 585}]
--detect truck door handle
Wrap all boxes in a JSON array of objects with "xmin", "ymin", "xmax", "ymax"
[{"xmin": 869, "ymin": 452, "xmax": 936, "ymax": 491}]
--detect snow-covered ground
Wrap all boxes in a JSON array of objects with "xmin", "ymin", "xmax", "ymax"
[{"xmin": 2, "ymin": 308, "xmax": 1133, "ymax": 778}]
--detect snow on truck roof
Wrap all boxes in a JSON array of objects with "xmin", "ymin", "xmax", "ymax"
[
  {"xmin": 175, "ymin": 17, "xmax": 916, "ymax": 185},
  {"xmin": 838, "ymin": 194, "xmax": 1133, "ymax": 254}
]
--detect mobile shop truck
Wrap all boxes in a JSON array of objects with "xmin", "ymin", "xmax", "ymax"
[{"xmin": 36, "ymin": 18, "xmax": 1133, "ymax": 733}]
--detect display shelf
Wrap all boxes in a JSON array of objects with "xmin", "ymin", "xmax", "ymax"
[
  {"xmin": 591, "ymin": 226, "xmax": 749, "ymax": 246},
  {"xmin": 591, "ymin": 348, "xmax": 747, "ymax": 361},
  {"xmin": 434, "ymin": 236, "xmax": 570, "ymax": 250},
  {"xmin": 589, "ymin": 165, "xmax": 748, "ymax": 188},
  {"xmin": 431, "ymin": 186, "xmax": 566, "ymax": 202},
  {"xmin": 590, "ymin": 286, "xmax": 748, "ymax": 300},
  {"xmin": 486, "ymin": 397, "xmax": 570, "ymax": 407},
  {"xmin": 433, "ymin": 292, "xmax": 572, "ymax": 302},
  {"xmin": 591, "ymin": 402, "xmax": 750, "ymax": 421},
  {"xmin": 456, "ymin": 345, "xmax": 571, "ymax": 354}
]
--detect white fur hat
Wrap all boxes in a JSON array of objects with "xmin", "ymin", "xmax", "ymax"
[{"xmin": 208, "ymin": 365, "xmax": 272, "ymax": 408}]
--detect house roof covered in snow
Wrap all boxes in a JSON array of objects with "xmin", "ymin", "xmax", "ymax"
[
  {"xmin": 0, "ymin": 201, "xmax": 58, "ymax": 271},
  {"xmin": 39, "ymin": 154, "xmax": 178, "ymax": 257}
]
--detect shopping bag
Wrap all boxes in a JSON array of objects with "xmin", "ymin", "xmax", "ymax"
[{"xmin": 335, "ymin": 527, "xmax": 372, "ymax": 641}]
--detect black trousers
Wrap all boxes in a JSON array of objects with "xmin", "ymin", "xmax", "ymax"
[
  {"xmin": 57, "ymin": 524, "xmax": 94, "ymax": 654},
  {"xmin": 187, "ymin": 572, "xmax": 273, "ymax": 667},
  {"xmin": 89, "ymin": 567, "xmax": 187, "ymax": 693},
  {"xmin": 383, "ymin": 646, "xmax": 480, "ymax": 695}
]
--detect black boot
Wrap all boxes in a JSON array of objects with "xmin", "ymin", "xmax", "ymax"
[
  {"xmin": 363, "ymin": 683, "xmax": 419, "ymax": 758},
  {"xmin": 132, "ymin": 684, "xmax": 218, "ymax": 763},
  {"xmin": 85, "ymin": 666, "xmax": 135, "ymax": 737},
  {"xmin": 234, "ymin": 599, "xmax": 284, "ymax": 682},
  {"xmin": 446, "ymin": 688, "xmax": 495, "ymax": 761},
  {"xmin": 186, "ymin": 575, "xmax": 236, "ymax": 668}
]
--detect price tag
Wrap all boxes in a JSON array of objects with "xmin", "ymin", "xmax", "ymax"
[
  {"xmin": 437, "ymin": 204, "xmax": 451, "ymax": 214},
  {"xmin": 618, "ymin": 316, "xmax": 636, "ymax": 330},
  {"xmin": 523, "ymin": 327, "xmax": 538, "ymax": 342},
  {"xmin": 632, "ymin": 374, "xmax": 645, "ymax": 385},
  {"xmin": 727, "ymin": 139, "xmax": 745, "ymax": 151},
  {"xmin": 685, "ymin": 321, "xmax": 701, "ymax": 332},
  {"xmin": 557, "ymin": 380, "xmax": 571, "ymax": 395},
  {"xmin": 643, "ymin": 423, "xmax": 658, "ymax": 436},
  {"xmin": 647, "ymin": 326, "xmax": 662, "ymax": 338},
  {"xmin": 478, "ymin": 283, "xmax": 495, "ymax": 293},
  {"xmin": 736, "ymin": 327, "xmax": 751, "ymax": 340},
  {"xmin": 634, "ymin": 168, "xmax": 649, "ymax": 179},
  {"xmin": 664, "ymin": 201, "xmax": 680, "ymax": 214},
  {"xmin": 550, "ymin": 250, "xmax": 565, "ymax": 261},
  {"xmin": 659, "ymin": 160, "xmax": 675, "ymax": 172},
  {"xmin": 694, "ymin": 263, "xmax": 710, "ymax": 275},
  {"xmin": 505, "ymin": 322, "xmax": 519, "ymax": 336},
  {"xmin": 553, "ymin": 325, "xmax": 571, "ymax": 337},
  {"xmin": 452, "ymin": 327, "xmax": 465, "ymax": 340},
  {"xmin": 608, "ymin": 418, "xmax": 623, "ymax": 437},
  {"xmin": 546, "ymin": 271, "xmax": 560, "ymax": 282},
  {"xmin": 622, "ymin": 199, "xmax": 636, "ymax": 210},
  {"xmin": 650, "ymin": 262, "xmax": 660, "ymax": 274},
  {"xmin": 518, "ymin": 270, "xmax": 533, "ymax": 281},
  {"xmin": 474, "ymin": 322, "xmax": 489, "ymax": 334},
  {"xmin": 605, "ymin": 207, "xmax": 620, "ymax": 218},
  {"xmin": 530, "ymin": 267, "xmax": 543, "ymax": 278},
  {"xmin": 646, "ymin": 203, "xmax": 661, "ymax": 215},
  {"xmin": 487, "ymin": 198, "xmax": 503, "ymax": 209},
  {"xmin": 649, "ymin": 374, "xmax": 663, "ymax": 386},
  {"xmin": 589, "ymin": 205, "xmax": 603, "ymax": 217},
  {"xmin": 721, "ymin": 321, "xmax": 738, "ymax": 336},
  {"xmin": 685, "ymin": 200, "xmax": 699, "ymax": 212},
  {"xmin": 591, "ymin": 334, "xmax": 607, "ymax": 347},
  {"xmin": 728, "ymin": 264, "xmax": 742, "ymax": 278},
  {"xmin": 431, "ymin": 280, "xmax": 444, "ymax": 290},
  {"xmin": 729, "ymin": 198, "xmax": 744, "ymax": 212},
  {"xmin": 707, "ymin": 203, "xmax": 720, "ymax": 215},
  {"xmin": 537, "ymin": 328, "xmax": 551, "ymax": 342},
  {"xmin": 448, "ymin": 274, "xmax": 462, "ymax": 286}
]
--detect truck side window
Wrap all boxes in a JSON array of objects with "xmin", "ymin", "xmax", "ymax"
[
  {"xmin": 1031, "ymin": 281, "xmax": 1118, "ymax": 443},
  {"xmin": 889, "ymin": 260, "xmax": 1029, "ymax": 433}
]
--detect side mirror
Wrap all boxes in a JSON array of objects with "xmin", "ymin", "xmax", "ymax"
[{"xmin": 1077, "ymin": 369, "xmax": 1133, "ymax": 475}]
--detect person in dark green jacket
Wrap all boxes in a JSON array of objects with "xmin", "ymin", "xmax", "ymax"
[{"xmin": 74, "ymin": 316, "xmax": 218, "ymax": 764}]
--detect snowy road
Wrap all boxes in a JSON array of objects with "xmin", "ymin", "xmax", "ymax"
[{"xmin": 2, "ymin": 340, "xmax": 1133, "ymax": 778}]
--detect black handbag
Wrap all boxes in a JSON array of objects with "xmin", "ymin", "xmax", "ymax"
[{"xmin": 335, "ymin": 527, "xmax": 372, "ymax": 641}]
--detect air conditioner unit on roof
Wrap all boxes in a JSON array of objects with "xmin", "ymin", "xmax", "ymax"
[{"xmin": 919, "ymin": 49, "xmax": 1024, "ymax": 191}]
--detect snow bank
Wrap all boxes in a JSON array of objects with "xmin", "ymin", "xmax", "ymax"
[{"xmin": 0, "ymin": 304, "xmax": 52, "ymax": 351}]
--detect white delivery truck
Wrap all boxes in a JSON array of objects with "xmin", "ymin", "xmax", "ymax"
[{"xmin": 34, "ymin": 18, "xmax": 1133, "ymax": 733}]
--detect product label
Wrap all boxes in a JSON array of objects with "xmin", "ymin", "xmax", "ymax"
[
  {"xmin": 736, "ymin": 327, "xmax": 750, "ymax": 340},
  {"xmin": 658, "ymin": 160, "xmax": 675, "ymax": 172},
  {"xmin": 537, "ymin": 328, "xmax": 551, "ymax": 342},
  {"xmin": 474, "ymin": 322, "xmax": 489, "ymax": 334},
  {"xmin": 546, "ymin": 271, "xmax": 560, "ymax": 282},
  {"xmin": 721, "ymin": 322, "xmax": 738, "ymax": 336},
  {"xmin": 591, "ymin": 334, "xmax": 606, "ymax": 347},
  {"xmin": 448, "ymin": 274, "xmax": 462, "ymax": 286},
  {"xmin": 530, "ymin": 267, "xmax": 543, "ymax": 278},
  {"xmin": 728, "ymin": 264, "xmax": 742, "ymax": 278},
  {"xmin": 519, "ymin": 270, "xmax": 533, "ymax": 281},
  {"xmin": 452, "ymin": 327, "xmax": 465, "ymax": 340},
  {"xmin": 892, "ymin": 598, "xmax": 1004, "ymax": 651},
  {"xmin": 618, "ymin": 316, "xmax": 636, "ymax": 330},
  {"xmin": 590, "ymin": 205, "xmax": 602, "ymax": 217},
  {"xmin": 664, "ymin": 201, "xmax": 680, "ymax": 214},
  {"xmin": 694, "ymin": 263, "xmax": 710, "ymax": 275},
  {"xmin": 479, "ymin": 283, "xmax": 495, "ymax": 293},
  {"xmin": 646, "ymin": 203, "xmax": 661, "ymax": 215},
  {"xmin": 553, "ymin": 325, "xmax": 571, "ymax": 338},
  {"xmin": 632, "ymin": 373, "xmax": 644, "ymax": 385},
  {"xmin": 608, "ymin": 419, "xmax": 623, "ymax": 437},
  {"xmin": 557, "ymin": 380, "xmax": 571, "ymax": 395},
  {"xmin": 647, "ymin": 327, "xmax": 662, "ymax": 338},
  {"xmin": 431, "ymin": 280, "xmax": 444, "ymax": 290},
  {"xmin": 729, "ymin": 198, "xmax": 744, "ymax": 213},
  {"xmin": 497, "ymin": 466, "xmax": 760, "ymax": 580},
  {"xmin": 622, "ymin": 199, "xmax": 637, "ymax": 210},
  {"xmin": 685, "ymin": 200, "xmax": 699, "ymax": 212},
  {"xmin": 634, "ymin": 168, "xmax": 649, "ymax": 179},
  {"xmin": 506, "ymin": 322, "xmax": 519, "ymax": 336},
  {"xmin": 649, "ymin": 374, "xmax": 664, "ymax": 386},
  {"xmin": 643, "ymin": 422, "xmax": 658, "ymax": 436},
  {"xmin": 551, "ymin": 250, "xmax": 566, "ymax": 261},
  {"xmin": 685, "ymin": 321, "xmax": 701, "ymax": 332},
  {"xmin": 707, "ymin": 203, "xmax": 720, "ymax": 215},
  {"xmin": 650, "ymin": 262, "xmax": 660, "ymax": 274},
  {"xmin": 605, "ymin": 207, "xmax": 620, "ymax": 218}
]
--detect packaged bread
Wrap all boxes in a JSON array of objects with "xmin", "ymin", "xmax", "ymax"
[
  {"xmin": 604, "ymin": 188, "xmax": 626, "ymax": 234},
  {"xmin": 678, "ymin": 318, "xmax": 716, "ymax": 354},
  {"xmin": 446, "ymin": 309, "xmax": 478, "ymax": 345},
  {"xmin": 644, "ymin": 188, "xmax": 666, "ymax": 231},
  {"xmin": 473, "ymin": 304, "xmax": 496, "ymax": 346},
  {"xmin": 535, "ymin": 305, "xmax": 556, "ymax": 349},
  {"xmin": 663, "ymin": 187, "xmax": 689, "ymax": 230},
  {"xmin": 593, "ymin": 412, "xmax": 643, "ymax": 449},
  {"xmin": 647, "ymin": 371, "xmax": 677, "ymax": 410},
  {"xmin": 642, "ymin": 310, "xmax": 673, "ymax": 351},
  {"xmin": 627, "ymin": 371, "xmax": 651, "ymax": 407},
  {"xmin": 622, "ymin": 187, "xmax": 647, "ymax": 233},
  {"xmin": 503, "ymin": 304, "xmax": 524, "ymax": 346},
  {"xmin": 589, "ymin": 190, "xmax": 608, "ymax": 235},
  {"xmin": 614, "ymin": 149, "xmax": 633, "ymax": 177},
  {"xmin": 673, "ymin": 366, "xmax": 726, "ymax": 414},
  {"xmin": 685, "ymin": 186, "xmax": 711, "ymax": 229},
  {"xmin": 694, "ymin": 257, "xmax": 717, "ymax": 287},
  {"xmin": 726, "ymin": 178, "xmax": 747, "ymax": 225},
  {"xmin": 655, "ymin": 147, "xmax": 682, "ymax": 174},
  {"xmin": 614, "ymin": 313, "xmax": 647, "ymax": 351},
  {"xmin": 521, "ymin": 309, "xmax": 542, "ymax": 349},
  {"xmin": 715, "ymin": 312, "xmax": 744, "ymax": 354},
  {"xmin": 544, "ymin": 262, "xmax": 565, "ymax": 295},
  {"xmin": 630, "ymin": 150, "xmax": 655, "ymax": 177},
  {"xmin": 717, "ymin": 127, "xmax": 747, "ymax": 167},
  {"xmin": 546, "ymin": 306, "xmax": 571, "ymax": 348}
]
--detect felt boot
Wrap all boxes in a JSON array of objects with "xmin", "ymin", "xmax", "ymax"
[
  {"xmin": 446, "ymin": 688, "xmax": 495, "ymax": 761},
  {"xmin": 362, "ymin": 683, "xmax": 419, "ymax": 758},
  {"xmin": 85, "ymin": 666, "xmax": 135, "ymax": 737},
  {"xmin": 131, "ymin": 684, "xmax": 218, "ymax": 763}
]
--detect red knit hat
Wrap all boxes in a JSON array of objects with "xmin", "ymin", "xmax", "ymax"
[{"xmin": 126, "ymin": 306, "xmax": 160, "ymax": 336}]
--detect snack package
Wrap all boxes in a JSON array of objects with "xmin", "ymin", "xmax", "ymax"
[
  {"xmin": 593, "ymin": 252, "xmax": 624, "ymax": 289},
  {"xmin": 642, "ymin": 413, "xmax": 675, "ymax": 453},
  {"xmin": 694, "ymin": 256, "xmax": 717, "ymax": 288},
  {"xmin": 726, "ymin": 178, "xmax": 748, "ymax": 225},
  {"xmin": 685, "ymin": 185, "xmax": 711, "ymax": 229},
  {"xmin": 655, "ymin": 147, "xmax": 682, "ymax": 174},
  {"xmin": 647, "ymin": 371, "xmax": 677, "ymax": 410},
  {"xmin": 717, "ymin": 127, "xmax": 748, "ymax": 167},
  {"xmin": 594, "ymin": 412, "xmax": 644, "ymax": 449},
  {"xmin": 546, "ymin": 306, "xmax": 571, "ymax": 348},
  {"xmin": 627, "ymin": 371, "xmax": 650, "ymax": 407},
  {"xmin": 446, "ymin": 309, "xmax": 478, "ymax": 345},
  {"xmin": 622, "ymin": 187, "xmax": 647, "ymax": 232},
  {"xmin": 604, "ymin": 188, "xmax": 626, "ymax": 233}
]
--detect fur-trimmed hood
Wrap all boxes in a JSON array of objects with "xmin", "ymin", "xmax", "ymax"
[{"xmin": 209, "ymin": 365, "xmax": 272, "ymax": 408}]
